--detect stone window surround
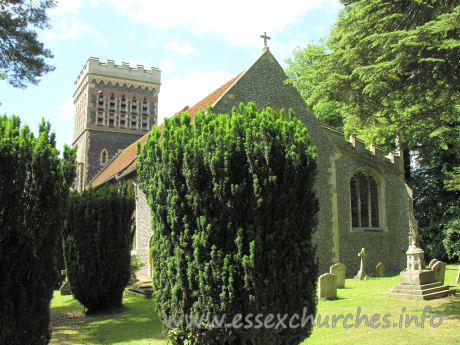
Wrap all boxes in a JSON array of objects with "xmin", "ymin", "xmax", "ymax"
[
  {"xmin": 349, "ymin": 167, "xmax": 386, "ymax": 232},
  {"xmin": 100, "ymin": 148, "xmax": 108, "ymax": 165}
]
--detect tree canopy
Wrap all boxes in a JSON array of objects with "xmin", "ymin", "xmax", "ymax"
[
  {"xmin": 286, "ymin": 1, "xmax": 459, "ymax": 152},
  {"xmin": 0, "ymin": 0, "xmax": 56, "ymax": 88}
]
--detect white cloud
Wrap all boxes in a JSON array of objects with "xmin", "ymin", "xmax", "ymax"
[
  {"xmin": 165, "ymin": 39, "xmax": 196, "ymax": 57},
  {"xmin": 59, "ymin": 102, "xmax": 74, "ymax": 121},
  {"xmin": 326, "ymin": 0, "xmax": 343, "ymax": 17},
  {"xmin": 105, "ymin": 0, "xmax": 338, "ymax": 47},
  {"xmin": 50, "ymin": 0, "xmax": 83, "ymax": 15},
  {"xmin": 158, "ymin": 68, "xmax": 234, "ymax": 124},
  {"xmin": 161, "ymin": 57, "xmax": 174, "ymax": 75},
  {"xmin": 46, "ymin": 18, "xmax": 91, "ymax": 40}
]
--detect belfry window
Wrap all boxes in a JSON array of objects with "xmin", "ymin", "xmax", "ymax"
[
  {"xmin": 350, "ymin": 172, "xmax": 382, "ymax": 230},
  {"xmin": 97, "ymin": 113, "xmax": 103, "ymax": 126},
  {"xmin": 98, "ymin": 91, "xmax": 104, "ymax": 110},
  {"xmin": 132, "ymin": 98, "xmax": 137, "ymax": 114},
  {"xmin": 121, "ymin": 96, "xmax": 126, "ymax": 113},
  {"xmin": 109, "ymin": 94, "xmax": 115, "ymax": 111},
  {"xmin": 131, "ymin": 116, "xmax": 137, "ymax": 129},
  {"xmin": 142, "ymin": 99, "xmax": 148, "ymax": 115}
]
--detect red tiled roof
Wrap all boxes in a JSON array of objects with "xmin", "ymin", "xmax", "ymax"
[
  {"xmin": 185, "ymin": 73, "xmax": 242, "ymax": 117},
  {"xmin": 91, "ymin": 72, "xmax": 242, "ymax": 187}
]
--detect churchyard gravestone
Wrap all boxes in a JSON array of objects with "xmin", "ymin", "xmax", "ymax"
[
  {"xmin": 60, "ymin": 270, "xmax": 72, "ymax": 295},
  {"xmin": 428, "ymin": 259, "xmax": 439, "ymax": 270},
  {"xmin": 431, "ymin": 261, "xmax": 446, "ymax": 285},
  {"xmin": 355, "ymin": 248, "xmax": 367, "ymax": 280},
  {"xmin": 330, "ymin": 263, "xmax": 346, "ymax": 288},
  {"xmin": 319, "ymin": 273, "xmax": 337, "ymax": 299},
  {"xmin": 376, "ymin": 262, "xmax": 385, "ymax": 277},
  {"xmin": 456, "ymin": 266, "xmax": 460, "ymax": 285}
]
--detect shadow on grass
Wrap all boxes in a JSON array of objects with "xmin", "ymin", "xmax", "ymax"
[
  {"xmin": 436, "ymin": 295, "xmax": 460, "ymax": 321},
  {"xmin": 84, "ymin": 295, "xmax": 165, "ymax": 344},
  {"xmin": 51, "ymin": 293, "xmax": 167, "ymax": 344}
]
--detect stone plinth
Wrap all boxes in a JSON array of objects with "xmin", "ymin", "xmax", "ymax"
[
  {"xmin": 385, "ymin": 282, "xmax": 455, "ymax": 300},
  {"xmin": 400, "ymin": 270, "xmax": 435, "ymax": 285},
  {"xmin": 386, "ymin": 269, "xmax": 456, "ymax": 300}
]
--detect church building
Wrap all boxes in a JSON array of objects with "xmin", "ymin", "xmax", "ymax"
[{"xmin": 74, "ymin": 46, "xmax": 410, "ymax": 278}]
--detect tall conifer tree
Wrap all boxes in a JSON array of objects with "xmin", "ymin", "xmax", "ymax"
[
  {"xmin": 0, "ymin": 115, "xmax": 74, "ymax": 345},
  {"xmin": 138, "ymin": 104, "xmax": 319, "ymax": 345}
]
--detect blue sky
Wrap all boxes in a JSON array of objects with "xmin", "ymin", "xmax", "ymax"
[{"xmin": 0, "ymin": 0, "xmax": 342, "ymax": 151}]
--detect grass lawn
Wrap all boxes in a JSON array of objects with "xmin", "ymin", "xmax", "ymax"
[{"xmin": 50, "ymin": 265, "xmax": 460, "ymax": 345}]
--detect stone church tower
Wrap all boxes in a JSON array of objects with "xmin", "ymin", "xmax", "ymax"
[{"xmin": 72, "ymin": 58, "xmax": 161, "ymax": 191}]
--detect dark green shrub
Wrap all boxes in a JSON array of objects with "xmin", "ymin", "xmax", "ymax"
[
  {"xmin": 443, "ymin": 217, "xmax": 460, "ymax": 262},
  {"xmin": 0, "ymin": 115, "xmax": 74, "ymax": 345},
  {"xmin": 138, "ymin": 103, "xmax": 319, "ymax": 345},
  {"xmin": 129, "ymin": 255, "xmax": 146, "ymax": 285},
  {"xmin": 62, "ymin": 185, "xmax": 135, "ymax": 313}
]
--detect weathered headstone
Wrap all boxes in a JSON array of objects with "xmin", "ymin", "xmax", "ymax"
[
  {"xmin": 60, "ymin": 269, "xmax": 72, "ymax": 296},
  {"xmin": 319, "ymin": 273, "xmax": 337, "ymax": 299},
  {"xmin": 376, "ymin": 262, "xmax": 385, "ymax": 277},
  {"xmin": 428, "ymin": 259, "xmax": 439, "ymax": 270},
  {"xmin": 355, "ymin": 248, "xmax": 367, "ymax": 280},
  {"xmin": 432, "ymin": 261, "xmax": 446, "ymax": 284},
  {"xmin": 330, "ymin": 263, "xmax": 346, "ymax": 288},
  {"xmin": 456, "ymin": 266, "xmax": 460, "ymax": 285}
]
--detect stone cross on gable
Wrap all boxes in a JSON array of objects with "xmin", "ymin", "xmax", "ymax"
[{"xmin": 260, "ymin": 32, "xmax": 271, "ymax": 49}]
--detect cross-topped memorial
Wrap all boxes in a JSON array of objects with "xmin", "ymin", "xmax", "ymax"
[{"xmin": 260, "ymin": 32, "xmax": 271, "ymax": 49}]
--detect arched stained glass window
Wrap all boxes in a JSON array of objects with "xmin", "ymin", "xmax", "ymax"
[{"xmin": 350, "ymin": 172, "xmax": 381, "ymax": 229}]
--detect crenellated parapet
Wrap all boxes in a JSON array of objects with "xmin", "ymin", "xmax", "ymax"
[
  {"xmin": 322, "ymin": 124, "xmax": 402, "ymax": 170},
  {"xmin": 73, "ymin": 58, "xmax": 161, "ymax": 100}
]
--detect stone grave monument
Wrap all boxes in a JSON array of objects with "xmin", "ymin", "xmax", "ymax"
[
  {"xmin": 319, "ymin": 273, "xmax": 337, "ymax": 299},
  {"xmin": 355, "ymin": 248, "xmax": 367, "ymax": 280},
  {"xmin": 385, "ymin": 191, "xmax": 455, "ymax": 299},
  {"xmin": 330, "ymin": 263, "xmax": 346, "ymax": 288},
  {"xmin": 60, "ymin": 270, "xmax": 72, "ymax": 296},
  {"xmin": 428, "ymin": 259, "xmax": 438, "ymax": 270},
  {"xmin": 456, "ymin": 266, "xmax": 460, "ymax": 285},
  {"xmin": 431, "ymin": 261, "xmax": 446, "ymax": 285},
  {"xmin": 376, "ymin": 262, "xmax": 385, "ymax": 277}
]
